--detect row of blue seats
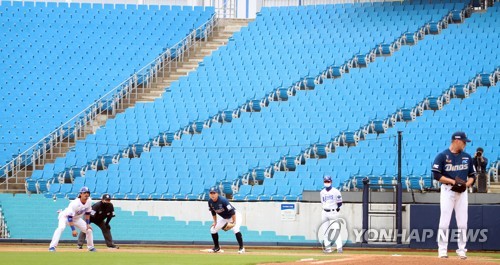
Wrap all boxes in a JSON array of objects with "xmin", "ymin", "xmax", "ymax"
[
  {"xmin": 343, "ymin": 174, "xmax": 434, "ymax": 192},
  {"xmin": 1, "ymin": 1, "xmax": 211, "ymax": 12}
]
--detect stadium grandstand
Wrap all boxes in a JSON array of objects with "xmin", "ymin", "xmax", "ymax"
[{"xmin": 0, "ymin": 0, "xmax": 499, "ymax": 251}]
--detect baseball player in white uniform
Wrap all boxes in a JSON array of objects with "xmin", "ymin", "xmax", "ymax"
[
  {"xmin": 432, "ymin": 132, "xmax": 475, "ymax": 259},
  {"xmin": 320, "ymin": 175, "xmax": 343, "ymax": 253},
  {"xmin": 49, "ymin": 186, "xmax": 96, "ymax": 252}
]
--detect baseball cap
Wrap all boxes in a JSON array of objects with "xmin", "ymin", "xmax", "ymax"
[
  {"xmin": 209, "ymin": 186, "xmax": 219, "ymax": 194},
  {"xmin": 79, "ymin": 186, "xmax": 90, "ymax": 193},
  {"xmin": 476, "ymin": 147, "xmax": 484, "ymax": 153},
  {"xmin": 323, "ymin": 175, "xmax": 332, "ymax": 182},
  {"xmin": 101, "ymin": 194, "xmax": 111, "ymax": 201},
  {"xmin": 451, "ymin": 131, "xmax": 471, "ymax": 143}
]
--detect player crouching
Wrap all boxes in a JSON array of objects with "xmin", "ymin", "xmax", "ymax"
[
  {"xmin": 207, "ymin": 186, "xmax": 245, "ymax": 254},
  {"xmin": 49, "ymin": 186, "xmax": 96, "ymax": 252}
]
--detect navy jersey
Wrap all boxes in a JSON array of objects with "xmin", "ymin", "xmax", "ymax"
[
  {"xmin": 208, "ymin": 196, "xmax": 236, "ymax": 219},
  {"xmin": 432, "ymin": 149, "xmax": 475, "ymax": 181}
]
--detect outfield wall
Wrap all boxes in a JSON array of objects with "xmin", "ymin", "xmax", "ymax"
[
  {"xmin": 112, "ymin": 201, "xmax": 411, "ymax": 244},
  {"xmin": 410, "ymin": 204, "xmax": 500, "ymax": 251}
]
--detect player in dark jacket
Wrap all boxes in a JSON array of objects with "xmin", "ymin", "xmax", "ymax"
[
  {"xmin": 77, "ymin": 194, "xmax": 119, "ymax": 249},
  {"xmin": 208, "ymin": 186, "xmax": 245, "ymax": 254}
]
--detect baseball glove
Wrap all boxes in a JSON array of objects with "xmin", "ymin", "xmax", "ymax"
[
  {"xmin": 222, "ymin": 222, "xmax": 235, "ymax": 231},
  {"xmin": 451, "ymin": 178, "xmax": 467, "ymax": 193}
]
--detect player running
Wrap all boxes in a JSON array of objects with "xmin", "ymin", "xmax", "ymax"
[
  {"xmin": 207, "ymin": 186, "xmax": 245, "ymax": 254},
  {"xmin": 432, "ymin": 132, "xmax": 475, "ymax": 259},
  {"xmin": 48, "ymin": 186, "xmax": 96, "ymax": 252}
]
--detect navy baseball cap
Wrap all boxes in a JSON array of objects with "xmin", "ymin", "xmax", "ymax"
[
  {"xmin": 79, "ymin": 186, "xmax": 90, "ymax": 193},
  {"xmin": 451, "ymin": 131, "xmax": 471, "ymax": 143},
  {"xmin": 209, "ymin": 186, "xmax": 219, "ymax": 194},
  {"xmin": 101, "ymin": 194, "xmax": 111, "ymax": 201},
  {"xmin": 323, "ymin": 175, "xmax": 332, "ymax": 182}
]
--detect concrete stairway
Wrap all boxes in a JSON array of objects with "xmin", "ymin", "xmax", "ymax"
[
  {"xmin": 489, "ymin": 182, "xmax": 500, "ymax": 193},
  {"xmin": 0, "ymin": 18, "xmax": 253, "ymax": 193}
]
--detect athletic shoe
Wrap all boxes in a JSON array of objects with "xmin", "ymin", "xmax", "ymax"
[
  {"xmin": 108, "ymin": 245, "xmax": 120, "ymax": 249},
  {"xmin": 48, "ymin": 247, "xmax": 56, "ymax": 252},
  {"xmin": 438, "ymin": 255, "xmax": 448, "ymax": 258},
  {"xmin": 337, "ymin": 248, "xmax": 343, "ymax": 254},
  {"xmin": 77, "ymin": 245, "xmax": 83, "ymax": 249},
  {"xmin": 208, "ymin": 247, "xmax": 221, "ymax": 253},
  {"xmin": 88, "ymin": 247, "xmax": 97, "ymax": 252},
  {"xmin": 456, "ymin": 249, "xmax": 467, "ymax": 260},
  {"xmin": 323, "ymin": 248, "xmax": 332, "ymax": 254},
  {"xmin": 238, "ymin": 247, "xmax": 245, "ymax": 254}
]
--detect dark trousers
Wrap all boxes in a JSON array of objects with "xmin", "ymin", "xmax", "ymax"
[{"xmin": 78, "ymin": 221, "xmax": 114, "ymax": 247}]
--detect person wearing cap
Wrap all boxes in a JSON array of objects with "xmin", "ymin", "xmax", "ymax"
[
  {"xmin": 319, "ymin": 175, "xmax": 343, "ymax": 254},
  {"xmin": 472, "ymin": 147, "xmax": 488, "ymax": 173},
  {"xmin": 207, "ymin": 186, "xmax": 245, "ymax": 254},
  {"xmin": 472, "ymin": 147, "xmax": 488, "ymax": 192},
  {"xmin": 431, "ymin": 131, "xmax": 476, "ymax": 259},
  {"xmin": 49, "ymin": 186, "xmax": 96, "ymax": 252},
  {"xmin": 77, "ymin": 193, "xmax": 119, "ymax": 249}
]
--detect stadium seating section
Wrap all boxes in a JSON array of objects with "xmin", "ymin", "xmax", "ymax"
[
  {"xmin": 0, "ymin": 1, "xmax": 214, "ymax": 165},
  {"xmin": 27, "ymin": 1, "xmax": 499, "ymax": 202}
]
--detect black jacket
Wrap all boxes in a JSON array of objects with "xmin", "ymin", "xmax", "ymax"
[
  {"xmin": 90, "ymin": 201, "xmax": 115, "ymax": 225},
  {"xmin": 473, "ymin": 155, "xmax": 488, "ymax": 173}
]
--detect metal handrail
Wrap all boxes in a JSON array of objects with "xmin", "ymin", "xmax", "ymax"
[
  {"xmin": 0, "ymin": 7, "xmax": 219, "ymax": 190},
  {"xmin": 0, "ymin": 206, "xmax": 8, "ymax": 238}
]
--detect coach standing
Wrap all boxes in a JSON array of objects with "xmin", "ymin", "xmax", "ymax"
[
  {"xmin": 432, "ymin": 131, "xmax": 475, "ymax": 259},
  {"xmin": 77, "ymin": 194, "xmax": 119, "ymax": 249}
]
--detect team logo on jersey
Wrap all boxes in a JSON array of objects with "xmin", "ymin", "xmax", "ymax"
[
  {"xmin": 76, "ymin": 209, "xmax": 87, "ymax": 215},
  {"xmin": 322, "ymin": 195, "xmax": 336, "ymax": 202},
  {"xmin": 212, "ymin": 204, "xmax": 225, "ymax": 214},
  {"xmin": 445, "ymin": 164, "xmax": 468, "ymax": 171},
  {"xmin": 316, "ymin": 218, "xmax": 348, "ymax": 251}
]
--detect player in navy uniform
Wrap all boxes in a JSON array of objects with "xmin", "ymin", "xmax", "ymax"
[
  {"xmin": 207, "ymin": 186, "xmax": 245, "ymax": 254},
  {"xmin": 432, "ymin": 132, "xmax": 475, "ymax": 259}
]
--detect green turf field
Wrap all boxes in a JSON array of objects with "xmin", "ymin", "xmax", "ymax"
[
  {"xmin": 1, "ymin": 246, "xmax": 499, "ymax": 265},
  {"xmin": 0, "ymin": 252, "xmax": 304, "ymax": 265}
]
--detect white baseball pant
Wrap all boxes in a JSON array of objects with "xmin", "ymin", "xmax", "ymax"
[
  {"xmin": 49, "ymin": 213, "xmax": 94, "ymax": 249},
  {"xmin": 210, "ymin": 211, "xmax": 242, "ymax": 234},
  {"xmin": 438, "ymin": 184, "xmax": 468, "ymax": 256},
  {"xmin": 322, "ymin": 209, "xmax": 343, "ymax": 251}
]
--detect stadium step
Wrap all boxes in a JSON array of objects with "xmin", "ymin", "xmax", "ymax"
[{"xmin": 489, "ymin": 183, "xmax": 500, "ymax": 193}]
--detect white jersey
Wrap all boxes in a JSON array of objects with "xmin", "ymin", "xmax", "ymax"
[
  {"xmin": 320, "ymin": 187, "xmax": 342, "ymax": 210},
  {"xmin": 61, "ymin": 198, "xmax": 92, "ymax": 220}
]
